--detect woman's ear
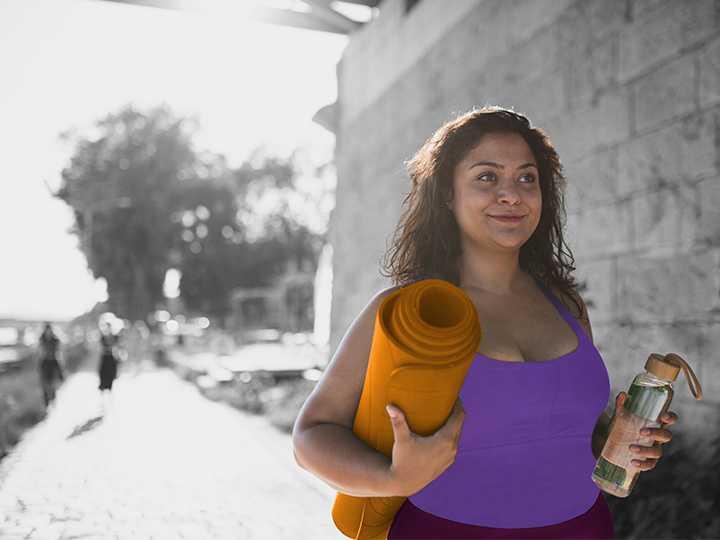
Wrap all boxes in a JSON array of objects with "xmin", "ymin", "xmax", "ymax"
[{"xmin": 445, "ymin": 193, "xmax": 454, "ymax": 212}]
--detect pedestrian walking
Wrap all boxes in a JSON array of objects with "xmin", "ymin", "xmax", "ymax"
[
  {"xmin": 98, "ymin": 324, "xmax": 121, "ymax": 396},
  {"xmin": 38, "ymin": 323, "xmax": 65, "ymax": 407}
]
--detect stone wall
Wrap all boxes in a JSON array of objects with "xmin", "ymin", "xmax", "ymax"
[{"xmin": 329, "ymin": 0, "xmax": 720, "ymax": 434}]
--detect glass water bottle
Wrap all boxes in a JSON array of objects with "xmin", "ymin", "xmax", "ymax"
[{"xmin": 592, "ymin": 353, "xmax": 702, "ymax": 498}]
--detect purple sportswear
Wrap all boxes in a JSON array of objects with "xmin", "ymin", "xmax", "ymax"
[{"xmin": 406, "ymin": 277, "xmax": 611, "ymax": 530}]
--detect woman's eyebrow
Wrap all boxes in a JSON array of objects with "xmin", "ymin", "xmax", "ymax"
[{"xmin": 469, "ymin": 161, "xmax": 538, "ymax": 170}]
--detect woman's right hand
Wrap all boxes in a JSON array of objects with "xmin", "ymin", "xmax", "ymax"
[{"xmin": 385, "ymin": 397, "xmax": 466, "ymax": 496}]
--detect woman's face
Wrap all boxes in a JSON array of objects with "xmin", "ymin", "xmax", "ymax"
[{"xmin": 448, "ymin": 132, "xmax": 542, "ymax": 254}]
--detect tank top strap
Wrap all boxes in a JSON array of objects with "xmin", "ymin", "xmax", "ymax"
[{"xmin": 531, "ymin": 275, "xmax": 587, "ymax": 340}]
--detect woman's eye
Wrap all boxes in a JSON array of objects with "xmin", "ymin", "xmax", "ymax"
[
  {"xmin": 478, "ymin": 172, "xmax": 496, "ymax": 182},
  {"xmin": 518, "ymin": 173, "xmax": 537, "ymax": 183}
]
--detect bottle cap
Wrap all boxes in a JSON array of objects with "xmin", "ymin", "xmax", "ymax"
[
  {"xmin": 645, "ymin": 353, "xmax": 703, "ymax": 400},
  {"xmin": 645, "ymin": 353, "xmax": 680, "ymax": 381}
]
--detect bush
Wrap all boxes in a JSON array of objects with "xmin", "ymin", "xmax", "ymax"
[
  {"xmin": 200, "ymin": 373, "xmax": 275, "ymax": 415},
  {"xmin": 199, "ymin": 373, "xmax": 316, "ymax": 433},
  {"xmin": 0, "ymin": 367, "xmax": 47, "ymax": 457},
  {"xmin": 604, "ymin": 433, "xmax": 720, "ymax": 539},
  {"xmin": 265, "ymin": 377, "xmax": 317, "ymax": 433}
]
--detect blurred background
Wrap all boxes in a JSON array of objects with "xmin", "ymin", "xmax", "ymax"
[
  {"xmin": 0, "ymin": 1, "xmax": 718, "ymax": 539},
  {"xmin": 1, "ymin": 0, "xmax": 356, "ymax": 421}
]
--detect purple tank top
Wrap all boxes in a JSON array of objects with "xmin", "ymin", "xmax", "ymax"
[{"xmin": 409, "ymin": 277, "xmax": 610, "ymax": 529}]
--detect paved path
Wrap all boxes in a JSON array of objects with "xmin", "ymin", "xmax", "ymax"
[{"xmin": 0, "ymin": 365, "xmax": 346, "ymax": 540}]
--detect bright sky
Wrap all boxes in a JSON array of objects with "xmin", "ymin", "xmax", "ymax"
[{"xmin": 0, "ymin": 0, "xmax": 348, "ymax": 322}]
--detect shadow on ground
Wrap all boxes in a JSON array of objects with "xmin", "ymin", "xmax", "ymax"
[{"xmin": 67, "ymin": 416, "xmax": 103, "ymax": 439}]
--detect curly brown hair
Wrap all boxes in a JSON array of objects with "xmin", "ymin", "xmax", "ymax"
[{"xmin": 381, "ymin": 106, "xmax": 582, "ymax": 316}]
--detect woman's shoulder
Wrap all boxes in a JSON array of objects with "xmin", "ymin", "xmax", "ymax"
[
  {"xmin": 337, "ymin": 285, "xmax": 400, "ymax": 341},
  {"xmin": 357, "ymin": 285, "xmax": 402, "ymax": 321},
  {"xmin": 371, "ymin": 284, "xmax": 402, "ymax": 303},
  {"xmin": 543, "ymin": 280, "xmax": 593, "ymax": 341}
]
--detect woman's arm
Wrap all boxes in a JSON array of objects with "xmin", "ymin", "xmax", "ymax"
[{"xmin": 292, "ymin": 287, "xmax": 466, "ymax": 498}]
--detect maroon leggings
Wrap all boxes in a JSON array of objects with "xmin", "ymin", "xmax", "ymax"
[{"xmin": 387, "ymin": 493, "xmax": 614, "ymax": 539}]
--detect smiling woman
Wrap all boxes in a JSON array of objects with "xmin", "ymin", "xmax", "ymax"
[
  {"xmin": 382, "ymin": 107, "xmax": 574, "ymax": 307},
  {"xmin": 292, "ymin": 107, "xmax": 681, "ymax": 540}
]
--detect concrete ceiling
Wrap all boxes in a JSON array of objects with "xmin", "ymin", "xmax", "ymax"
[{"xmin": 95, "ymin": 0, "xmax": 381, "ymax": 34}]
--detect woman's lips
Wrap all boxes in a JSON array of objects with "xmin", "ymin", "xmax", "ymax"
[{"xmin": 489, "ymin": 214, "xmax": 525, "ymax": 223}]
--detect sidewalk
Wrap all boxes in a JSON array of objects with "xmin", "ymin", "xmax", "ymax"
[{"xmin": 0, "ymin": 364, "xmax": 346, "ymax": 540}]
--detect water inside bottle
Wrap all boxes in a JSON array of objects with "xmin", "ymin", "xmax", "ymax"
[
  {"xmin": 623, "ymin": 382, "xmax": 671, "ymax": 419},
  {"xmin": 592, "ymin": 455, "xmax": 636, "ymax": 497}
]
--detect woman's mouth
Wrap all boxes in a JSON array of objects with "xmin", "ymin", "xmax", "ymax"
[{"xmin": 489, "ymin": 214, "xmax": 525, "ymax": 224}]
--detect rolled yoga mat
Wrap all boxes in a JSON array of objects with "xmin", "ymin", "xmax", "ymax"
[{"xmin": 332, "ymin": 279, "xmax": 482, "ymax": 540}]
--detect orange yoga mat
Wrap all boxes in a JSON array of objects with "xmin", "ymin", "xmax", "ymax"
[{"xmin": 332, "ymin": 279, "xmax": 482, "ymax": 540}]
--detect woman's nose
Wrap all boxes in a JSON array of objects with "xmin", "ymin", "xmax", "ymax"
[{"xmin": 496, "ymin": 178, "xmax": 521, "ymax": 205}]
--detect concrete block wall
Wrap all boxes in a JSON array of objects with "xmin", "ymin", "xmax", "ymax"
[{"xmin": 329, "ymin": 0, "xmax": 720, "ymax": 436}]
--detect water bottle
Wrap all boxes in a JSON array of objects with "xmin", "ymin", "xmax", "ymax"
[{"xmin": 592, "ymin": 353, "xmax": 702, "ymax": 498}]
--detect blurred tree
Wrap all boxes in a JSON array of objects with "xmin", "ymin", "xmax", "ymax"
[
  {"xmin": 57, "ymin": 104, "xmax": 198, "ymax": 322},
  {"xmin": 175, "ymin": 149, "xmax": 327, "ymax": 322},
  {"xmin": 57, "ymin": 104, "xmax": 331, "ymax": 324}
]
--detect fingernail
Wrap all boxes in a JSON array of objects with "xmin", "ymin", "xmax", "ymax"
[
  {"xmin": 641, "ymin": 428, "xmax": 651, "ymax": 436},
  {"xmin": 631, "ymin": 460, "xmax": 643, "ymax": 469},
  {"xmin": 386, "ymin": 406, "xmax": 395, "ymax": 418},
  {"xmin": 630, "ymin": 445, "xmax": 640, "ymax": 452}
]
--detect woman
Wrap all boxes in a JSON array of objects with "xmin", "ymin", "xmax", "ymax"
[
  {"xmin": 292, "ymin": 107, "xmax": 677, "ymax": 539},
  {"xmin": 98, "ymin": 324, "xmax": 120, "ymax": 393},
  {"xmin": 38, "ymin": 323, "xmax": 64, "ymax": 407}
]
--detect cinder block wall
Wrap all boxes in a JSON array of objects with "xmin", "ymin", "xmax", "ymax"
[{"xmin": 329, "ymin": 0, "xmax": 720, "ymax": 434}]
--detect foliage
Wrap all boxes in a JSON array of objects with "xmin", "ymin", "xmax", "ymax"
[
  {"xmin": 173, "ymin": 153, "xmax": 324, "ymax": 319},
  {"xmin": 278, "ymin": 268, "xmax": 316, "ymax": 332},
  {"xmin": 199, "ymin": 374, "xmax": 316, "ymax": 434},
  {"xmin": 0, "ymin": 367, "xmax": 47, "ymax": 457},
  {"xmin": 57, "ymin": 105, "xmax": 195, "ymax": 321},
  {"xmin": 57, "ymin": 104, "xmax": 331, "ymax": 323},
  {"xmin": 605, "ymin": 433, "xmax": 720, "ymax": 539},
  {"xmin": 199, "ymin": 371, "xmax": 275, "ymax": 415},
  {"xmin": 264, "ymin": 377, "xmax": 317, "ymax": 433}
]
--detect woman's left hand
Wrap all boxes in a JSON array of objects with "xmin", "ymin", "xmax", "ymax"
[{"xmin": 610, "ymin": 392, "xmax": 679, "ymax": 471}]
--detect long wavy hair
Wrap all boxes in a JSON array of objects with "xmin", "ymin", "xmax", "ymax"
[{"xmin": 381, "ymin": 106, "xmax": 582, "ymax": 316}]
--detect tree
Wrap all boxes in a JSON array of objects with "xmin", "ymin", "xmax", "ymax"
[
  {"xmin": 174, "ymin": 149, "xmax": 327, "ymax": 321},
  {"xmin": 57, "ymin": 104, "xmax": 198, "ymax": 322},
  {"xmin": 57, "ymin": 105, "xmax": 332, "ymax": 324}
]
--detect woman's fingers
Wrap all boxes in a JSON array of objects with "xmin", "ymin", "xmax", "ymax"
[
  {"xmin": 631, "ymin": 456, "xmax": 659, "ymax": 470},
  {"xmin": 630, "ymin": 441, "xmax": 663, "ymax": 459},
  {"xmin": 606, "ymin": 392, "xmax": 627, "ymax": 434},
  {"xmin": 642, "ymin": 425, "xmax": 673, "ymax": 443},
  {"xmin": 442, "ymin": 398, "xmax": 466, "ymax": 440},
  {"xmin": 660, "ymin": 411, "xmax": 678, "ymax": 426},
  {"xmin": 630, "ymin": 437, "xmax": 663, "ymax": 470},
  {"xmin": 614, "ymin": 392, "xmax": 627, "ymax": 412},
  {"xmin": 386, "ymin": 404, "xmax": 410, "ymax": 440},
  {"xmin": 385, "ymin": 400, "xmax": 466, "ymax": 496},
  {"xmin": 627, "ymin": 414, "xmax": 677, "ymax": 470},
  {"xmin": 387, "ymin": 399, "xmax": 466, "ymax": 440}
]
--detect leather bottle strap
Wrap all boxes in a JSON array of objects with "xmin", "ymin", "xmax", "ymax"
[{"xmin": 664, "ymin": 353, "xmax": 703, "ymax": 400}]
